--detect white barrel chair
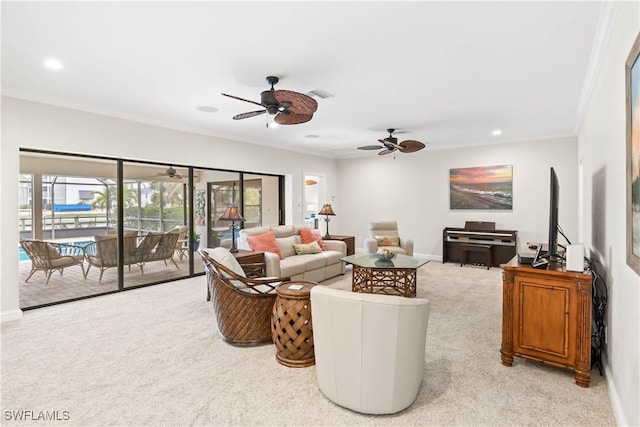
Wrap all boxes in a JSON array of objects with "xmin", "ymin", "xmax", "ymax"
[{"xmin": 310, "ymin": 286, "xmax": 430, "ymax": 414}]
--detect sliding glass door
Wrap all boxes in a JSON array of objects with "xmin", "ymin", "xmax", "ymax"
[
  {"xmin": 18, "ymin": 149, "xmax": 284, "ymax": 309},
  {"xmin": 204, "ymin": 172, "xmax": 281, "ymax": 250}
]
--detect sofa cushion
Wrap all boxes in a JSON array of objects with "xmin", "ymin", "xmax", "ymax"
[
  {"xmin": 279, "ymin": 256, "xmax": 308, "ymax": 277},
  {"xmin": 247, "ymin": 231, "xmax": 283, "ymax": 260},
  {"xmin": 318, "ymin": 250, "xmax": 344, "ymax": 265},
  {"xmin": 209, "ymin": 247, "xmax": 246, "ymax": 278},
  {"xmin": 241, "ymin": 226, "xmax": 270, "ymax": 237},
  {"xmin": 296, "ymin": 254, "xmax": 327, "ymax": 271},
  {"xmin": 293, "ymin": 241, "xmax": 323, "ymax": 255},
  {"xmin": 299, "ymin": 228, "xmax": 327, "ymax": 251},
  {"xmin": 270, "ymin": 225, "xmax": 296, "ymax": 238},
  {"xmin": 276, "ymin": 235, "xmax": 299, "ymax": 258}
]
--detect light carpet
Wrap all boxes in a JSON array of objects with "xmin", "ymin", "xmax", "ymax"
[{"xmin": 1, "ymin": 262, "xmax": 615, "ymax": 426}]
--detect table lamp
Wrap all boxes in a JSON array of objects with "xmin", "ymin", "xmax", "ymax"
[
  {"xmin": 219, "ymin": 206, "xmax": 245, "ymax": 252},
  {"xmin": 318, "ymin": 203, "xmax": 336, "ymax": 238}
]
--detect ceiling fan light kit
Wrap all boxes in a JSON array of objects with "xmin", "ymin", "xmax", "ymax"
[
  {"xmin": 222, "ymin": 76, "xmax": 318, "ymax": 126},
  {"xmin": 357, "ymin": 128, "xmax": 426, "ymax": 156}
]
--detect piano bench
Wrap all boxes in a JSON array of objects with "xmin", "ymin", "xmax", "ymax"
[{"xmin": 460, "ymin": 244, "xmax": 492, "ymax": 270}]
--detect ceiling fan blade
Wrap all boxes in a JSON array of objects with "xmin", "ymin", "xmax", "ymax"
[
  {"xmin": 398, "ymin": 140, "xmax": 426, "ymax": 153},
  {"xmin": 378, "ymin": 148, "xmax": 397, "ymax": 156},
  {"xmin": 221, "ymin": 93, "xmax": 264, "ymax": 108},
  {"xmin": 358, "ymin": 145, "xmax": 383, "ymax": 150},
  {"xmin": 233, "ymin": 110, "xmax": 266, "ymax": 120},
  {"xmin": 274, "ymin": 90, "xmax": 318, "ymax": 115},
  {"xmin": 378, "ymin": 138, "xmax": 401, "ymax": 148},
  {"xmin": 274, "ymin": 112, "xmax": 313, "ymax": 125}
]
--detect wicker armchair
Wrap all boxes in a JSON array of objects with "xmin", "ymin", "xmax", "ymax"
[
  {"xmin": 84, "ymin": 232, "xmax": 142, "ymax": 282},
  {"xmin": 172, "ymin": 225, "xmax": 189, "ymax": 261},
  {"xmin": 141, "ymin": 229, "xmax": 181, "ymax": 272},
  {"xmin": 20, "ymin": 239, "xmax": 86, "ymax": 285},
  {"xmin": 200, "ymin": 248, "xmax": 290, "ymax": 346}
]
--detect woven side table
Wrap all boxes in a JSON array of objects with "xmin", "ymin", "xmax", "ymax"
[{"xmin": 271, "ymin": 281, "xmax": 316, "ymax": 367}]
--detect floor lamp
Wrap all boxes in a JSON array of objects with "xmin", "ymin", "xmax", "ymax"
[
  {"xmin": 219, "ymin": 206, "xmax": 245, "ymax": 253},
  {"xmin": 318, "ymin": 203, "xmax": 336, "ymax": 239}
]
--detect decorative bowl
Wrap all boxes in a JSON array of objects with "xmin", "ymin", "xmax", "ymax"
[{"xmin": 375, "ymin": 252, "xmax": 396, "ymax": 261}]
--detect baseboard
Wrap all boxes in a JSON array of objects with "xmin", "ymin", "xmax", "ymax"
[
  {"xmin": 414, "ymin": 253, "xmax": 442, "ymax": 262},
  {"xmin": 1, "ymin": 309, "xmax": 23, "ymax": 323},
  {"xmin": 603, "ymin": 355, "xmax": 629, "ymax": 426}
]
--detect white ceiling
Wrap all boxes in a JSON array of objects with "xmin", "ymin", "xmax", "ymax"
[{"xmin": 2, "ymin": 1, "xmax": 606, "ymax": 159}]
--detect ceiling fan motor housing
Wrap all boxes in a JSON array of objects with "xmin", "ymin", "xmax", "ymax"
[{"xmin": 261, "ymin": 90, "xmax": 281, "ymax": 115}]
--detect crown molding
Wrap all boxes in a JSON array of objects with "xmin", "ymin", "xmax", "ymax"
[{"xmin": 574, "ymin": 1, "xmax": 620, "ymax": 134}]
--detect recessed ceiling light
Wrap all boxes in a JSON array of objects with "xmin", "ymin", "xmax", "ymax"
[
  {"xmin": 43, "ymin": 58, "xmax": 64, "ymax": 70},
  {"xmin": 196, "ymin": 105, "xmax": 218, "ymax": 113},
  {"xmin": 305, "ymin": 134, "xmax": 319, "ymax": 139},
  {"xmin": 492, "ymin": 129, "xmax": 502, "ymax": 136}
]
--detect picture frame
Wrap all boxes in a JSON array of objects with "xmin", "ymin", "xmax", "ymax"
[
  {"xmin": 626, "ymin": 31, "xmax": 640, "ymax": 276},
  {"xmin": 449, "ymin": 164, "xmax": 513, "ymax": 210},
  {"xmin": 195, "ymin": 189, "xmax": 206, "ymax": 226}
]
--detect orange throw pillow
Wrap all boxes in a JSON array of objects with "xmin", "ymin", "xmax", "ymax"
[
  {"xmin": 246, "ymin": 231, "xmax": 284, "ymax": 259},
  {"xmin": 299, "ymin": 228, "xmax": 327, "ymax": 251}
]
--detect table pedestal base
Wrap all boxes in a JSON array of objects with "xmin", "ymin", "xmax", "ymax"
[{"xmin": 351, "ymin": 265, "xmax": 417, "ymax": 298}]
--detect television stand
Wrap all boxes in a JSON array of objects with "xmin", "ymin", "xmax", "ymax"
[{"xmin": 501, "ymin": 256, "xmax": 592, "ymax": 387}]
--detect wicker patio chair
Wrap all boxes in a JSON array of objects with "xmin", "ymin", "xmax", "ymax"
[
  {"xmin": 142, "ymin": 229, "xmax": 181, "ymax": 272},
  {"xmin": 20, "ymin": 239, "xmax": 86, "ymax": 285},
  {"xmin": 200, "ymin": 248, "xmax": 291, "ymax": 346},
  {"xmin": 84, "ymin": 231, "xmax": 142, "ymax": 282},
  {"xmin": 172, "ymin": 225, "xmax": 189, "ymax": 261}
]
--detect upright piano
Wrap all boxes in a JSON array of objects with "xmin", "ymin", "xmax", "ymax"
[{"xmin": 443, "ymin": 222, "xmax": 517, "ymax": 267}]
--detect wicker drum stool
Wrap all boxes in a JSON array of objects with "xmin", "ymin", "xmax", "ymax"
[{"xmin": 271, "ymin": 281, "xmax": 317, "ymax": 367}]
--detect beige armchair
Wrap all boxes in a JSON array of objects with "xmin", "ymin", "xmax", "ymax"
[
  {"xmin": 310, "ymin": 286, "xmax": 431, "ymax": 414},
  {"xmin": 363, "ymin": 221, "xmax": 414, "ymax": 256}
]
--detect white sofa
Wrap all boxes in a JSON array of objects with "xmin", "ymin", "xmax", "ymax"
[
  {"xmin": 310, "ymin": 286, "xmax": 431, "ymax": 414},
  {"xmin": 237, "ymin": 225, "xmax": 346, "ymax": 282}
]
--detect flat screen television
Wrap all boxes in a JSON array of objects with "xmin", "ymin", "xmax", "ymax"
[{"xmin": 546, "ymin": 167, "xmax": 561, "ymax": 262}]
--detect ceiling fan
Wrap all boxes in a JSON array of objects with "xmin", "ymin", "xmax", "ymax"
[
  {"xmin": 154, "ymin": 167, "xmax": 183, "ymax": 179},
  {"xmin": 357, "ymin": 129, "xmax": 426, "ymax": 155},
  {"xmin": 222, "ymin": 76, "xmax": 318, "ymax": 125}
]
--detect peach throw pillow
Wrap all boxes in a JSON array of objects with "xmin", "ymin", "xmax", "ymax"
[
  {"xmin": 246, "ymin": 231, "xmax": 284, "ymax": 260},
  {"xmin": 299, "ymin": 228, "xmax": 327, "ymax": 251}
]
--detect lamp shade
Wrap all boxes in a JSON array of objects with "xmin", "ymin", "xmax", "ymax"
[
  {"xmin": 318, "ymin": 204, "xmax": 336, "ymax": 216},
  {"xmin": 219, "ymin": 206, "xmax": 244, "ymax": 221}
]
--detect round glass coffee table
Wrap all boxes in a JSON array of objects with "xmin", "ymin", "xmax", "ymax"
[{"xmin": 340, "ymin": 254, "xmax": 429, "ymax": 298}]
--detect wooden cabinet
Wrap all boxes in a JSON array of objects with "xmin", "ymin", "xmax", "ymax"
[
  {"xmin": 501, "ymin": 257, "xmax": 592, "ymax": 387},
  {"xmin": 324, "ymin": 235, "xmax": 355, "ymax": 256}
]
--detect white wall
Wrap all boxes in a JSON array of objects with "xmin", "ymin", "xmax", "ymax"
[
  {"xmin": 577, "ymin": 2, "xmax": 639, "ymax": 425},
  {"xmin": 0, "ymin": 96, "xmax": 339, "ymax": 320},
  {"xmin": 337, "ymin": 137, "xmax": 579, "ymax": 258}
]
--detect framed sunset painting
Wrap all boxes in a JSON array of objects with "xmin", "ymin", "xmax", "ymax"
[
  {"xmin": 450, "ymin": 165, "xmax": 513, "ymax": 210},
  {"xmin": 626, "ymin": 31, "xmax": 640, "ymax": 275}
]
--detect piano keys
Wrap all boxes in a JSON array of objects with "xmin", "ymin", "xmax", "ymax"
[{"xmin": 443, "ymin": 226, "xmax": 517, "ymax": 267}]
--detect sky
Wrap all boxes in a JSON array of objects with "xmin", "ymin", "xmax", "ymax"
[{"xmin": 449, "ymin": 165, "xmax": 513, "ymax": 185}]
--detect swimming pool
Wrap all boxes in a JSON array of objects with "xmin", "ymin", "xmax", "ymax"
[{"xmin": 19, "ymin": 240, "xmax": 93, "ymax": 262}]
